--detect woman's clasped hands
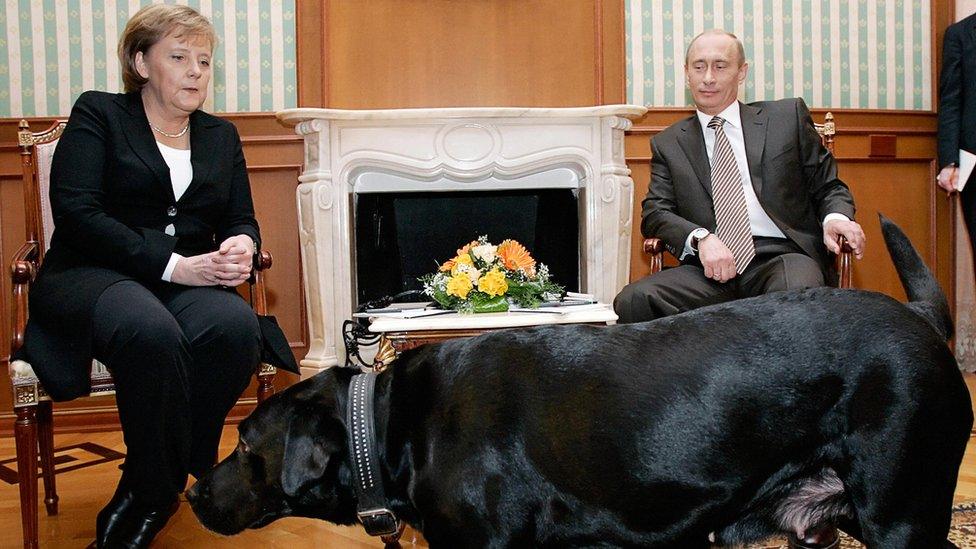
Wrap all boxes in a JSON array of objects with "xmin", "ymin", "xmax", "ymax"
[{"xmin": 171, "ymin": 234, "xmax": 254, "ymax": 287}]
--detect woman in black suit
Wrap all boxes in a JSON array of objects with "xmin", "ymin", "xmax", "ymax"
[{"xmin": 19, "ymin": 5, "xmax": 262, "ymax": 547}]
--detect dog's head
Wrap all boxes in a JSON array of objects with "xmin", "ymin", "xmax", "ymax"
[{"xmin": 187, "ymin": 368, "xmax": 358, "ymax": 535}]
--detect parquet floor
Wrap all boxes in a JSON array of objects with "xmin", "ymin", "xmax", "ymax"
[{"xmin": 2, "ymin": 374, "xmax": 976, "ymax": 548}]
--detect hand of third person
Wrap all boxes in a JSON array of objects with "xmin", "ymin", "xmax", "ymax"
[{"xmin": 936, "ymin": 165, "xmax": 959, "ymax": 194}]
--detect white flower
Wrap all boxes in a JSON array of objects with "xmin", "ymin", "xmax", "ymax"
[
  {"xmin": 455, "ymin": 263, "xmax": 482, "ymax": 284},
  {"xmin": 470, "ymin": 244, "xmax": 497, "ymax": 264}
]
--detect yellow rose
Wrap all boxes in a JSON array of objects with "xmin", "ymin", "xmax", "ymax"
[
  {"xmin": 446, "ymin": 273, "xmax": 473, "ymax": 299},
  {"xmin": 477, "ymin": 269, "xmax": 509, "ymax": 297}
]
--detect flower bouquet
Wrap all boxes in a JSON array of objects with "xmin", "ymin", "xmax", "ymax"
[{"xmin": 420, "ymin": 237, "xmax": 564, "ymax": 313}]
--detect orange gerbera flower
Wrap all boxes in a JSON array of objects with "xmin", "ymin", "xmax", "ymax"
[
  {"xmin": 439, "ymin": 240, "xmax": 480, "ymax": 272},
  {"xmin": 497, "ymin": 239, "xmax": 536, "ymax": 276}
]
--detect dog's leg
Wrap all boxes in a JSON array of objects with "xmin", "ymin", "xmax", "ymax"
[{"xmin": 840, "ymin": 400, "xmax": 968, "ymax": 546}]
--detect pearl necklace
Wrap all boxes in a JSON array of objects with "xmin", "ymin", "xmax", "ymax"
[{"xmin": 148, "ymin": 119, "xmax": 189, "ymax": 139}]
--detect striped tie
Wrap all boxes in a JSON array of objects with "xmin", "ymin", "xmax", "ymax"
[{"xmin": 707, "ymin": 116, "xmax": 755, "ymax": 274}]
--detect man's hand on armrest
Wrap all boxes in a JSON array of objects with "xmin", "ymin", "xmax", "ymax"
[{"xmin": 823, "ymin": 218, "xmax": 866, "ymax": 259}]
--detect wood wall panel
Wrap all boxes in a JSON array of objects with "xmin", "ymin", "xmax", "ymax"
[
  {"xmin": 248, "ymin": 165, "xmax": 308, "ymax": 354},
  {"xmin": 307, "ymin": 0, "xmax": 622, "ymax": 109}
]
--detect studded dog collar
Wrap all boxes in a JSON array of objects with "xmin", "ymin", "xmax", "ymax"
[{"xmin": 346, "ymin": 372, "xmax": 400, "ymax": 537}]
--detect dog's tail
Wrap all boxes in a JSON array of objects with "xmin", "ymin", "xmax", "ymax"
[{"xmin": 879, "ymin": 213, "xmax": 953, "ymax": 341}]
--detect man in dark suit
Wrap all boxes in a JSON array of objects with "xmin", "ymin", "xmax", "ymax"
[
  {"xmin": 614, "ymin": 29, "xmax": 866, "ymax": 328},
  {"xmin": 937, "ymin": 11, "xmax": 976, "ymax": 266}
]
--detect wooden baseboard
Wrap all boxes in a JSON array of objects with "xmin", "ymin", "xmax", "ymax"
[{"xmin": 0, "ymin": 398, "xmax": 259, "ymax": 437}]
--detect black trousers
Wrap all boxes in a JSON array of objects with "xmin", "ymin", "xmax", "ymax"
[
  {"xmin": 962, "ymin": 182, "xmax": 976, "ymax": 275},
  {"xmin": 91, "ymin": 280, "xmax": 260, "ymax": 505},
  {"xmin": 614, "ymin": 237, "xmax": 826, "ymax": 323}
]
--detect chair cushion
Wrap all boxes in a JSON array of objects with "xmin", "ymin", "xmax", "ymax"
[{"xmin": 9, "ymin": 358, "xmax": 115, "ymax": 404}]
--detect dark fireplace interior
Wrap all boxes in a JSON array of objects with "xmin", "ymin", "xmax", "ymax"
[{"xmin": 354, "ymin": 189, "xmax": 580, "ymax": 307}]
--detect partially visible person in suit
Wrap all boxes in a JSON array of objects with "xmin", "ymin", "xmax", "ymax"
[
  {"xmin": 937, "ymin": 11, "xmax": 976, "ymax": 267},
  {"xmin": 17, "ymin": 5, "xmax": 266, "ymax": 547},
  {"xmin": 614, "ymin": 29, "xmax": 866, "ymax": 331}
]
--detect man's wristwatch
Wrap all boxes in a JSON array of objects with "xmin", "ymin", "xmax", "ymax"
[{"xmin": 690, "ymin": 228, "xmax": 710, "ymax": 252}]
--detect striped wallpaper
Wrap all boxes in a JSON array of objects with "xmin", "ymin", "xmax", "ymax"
[
  {"xmin": 0, "ymin": 0, "xmax": 296, "ymax": 118},
  {"xmin": 626, "ymin": 0, "xmax": 933, "ymax": 110}
]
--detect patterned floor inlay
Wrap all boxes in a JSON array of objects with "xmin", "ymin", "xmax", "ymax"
[{"xmin": 0, "ymin": 442, "xmax": 125, "ymax": 484}]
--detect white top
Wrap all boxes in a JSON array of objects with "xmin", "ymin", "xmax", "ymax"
[
  {"xmin": 156, "ymin": 141, "xmax": 193, "ymax": 200},
  {"xmin": 683, "ymin": 101, "xmax": 849, "ymax": 258},
  {"xmin": 155, "ymin": 141, "xmax": 192, "ymax": 282}
]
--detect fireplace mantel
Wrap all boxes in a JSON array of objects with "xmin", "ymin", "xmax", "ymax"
[{"xmin": 277, "ymin": 105, "xmax": 647, "ymax": 374}]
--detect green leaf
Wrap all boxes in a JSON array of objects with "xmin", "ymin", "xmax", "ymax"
[{"xmin": 471, "ymin": 295, "xmax": 508, "ymax": 313}]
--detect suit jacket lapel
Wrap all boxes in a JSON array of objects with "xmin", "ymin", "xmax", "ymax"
[
  {"xmin": 740, "ymin": 101, "xmax": 767, "ymax": 196},
  {"xmin": 676, "ymin": 116, "xmax": 712, "ymax": 195},
  {"xmin": 184, "ymin": 110, "xmax": 222, "ymax": 202},
  {"xmin": 116, "ymin": 92, "xmax": 174, "ymax": 202}
]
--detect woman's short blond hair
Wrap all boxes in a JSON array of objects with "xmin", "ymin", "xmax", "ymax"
[{"xmin": 118, "ymin": 4, "xmax": 217, "ymax": 93}]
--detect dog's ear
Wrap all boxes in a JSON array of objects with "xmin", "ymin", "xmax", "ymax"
[{"xmin": 280, "ymin": 412, "xmax": 341, "ymax": 497}]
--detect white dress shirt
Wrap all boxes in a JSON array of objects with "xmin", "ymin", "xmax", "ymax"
[{"xmin": 683, "ymin": 102, "xmax": 848, "ymax": 257}]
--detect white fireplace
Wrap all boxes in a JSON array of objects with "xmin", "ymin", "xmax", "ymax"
[{"xmin": 277, "ymin": 105, "xmax": 648, "ymax": 374}]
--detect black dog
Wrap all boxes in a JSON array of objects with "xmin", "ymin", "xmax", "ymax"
[{"xmin": 188, "ymin": 217, "xmax": 973, "ymax": 548}]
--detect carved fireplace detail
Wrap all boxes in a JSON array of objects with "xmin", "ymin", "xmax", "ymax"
[{"xmin": 277, "ymin": 105, "xmax": 648, "ymax": 375}]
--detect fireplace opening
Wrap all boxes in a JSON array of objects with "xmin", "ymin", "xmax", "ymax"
[{"xmin": 353, "ymin": 189, "xmax": 580, "ymax": 307}]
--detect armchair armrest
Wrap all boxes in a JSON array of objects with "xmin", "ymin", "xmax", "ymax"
[
  {"xmin": 642, "ymin": 238, "xmax": 664, "ymax": 274},
  {"xmin": 255, "ymin": 250, "xmax": 272, "ymax": 272},
  {"xmin": 10, "ymin": 241, "xmax": 39, "ymax": 355},
  {"xmin": 249, "ymin": 249, "xmax": 279, "ymax": 402},
  {"xmin": 837, "ymin": 236, "xmax": 853, "ymax": 289},
  {"xmin": 249, "ymin": 250, "xmax": 273, "ymax": 316}
]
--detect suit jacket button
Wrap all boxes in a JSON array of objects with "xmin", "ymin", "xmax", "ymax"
[{"xmin": 167, "ymin": 206, "xmax": 177, "ymax": 217}]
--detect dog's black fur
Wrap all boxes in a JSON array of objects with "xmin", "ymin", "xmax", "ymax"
[{"xmin": 188, "ymin": 217, "xmax": 973, "ymax": 548}]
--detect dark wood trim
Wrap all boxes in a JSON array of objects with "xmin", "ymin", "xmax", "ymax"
[
  {"xmin": 248, "ymin": 164, "xmax": 303, "ymax": 173},
  {"xmin": 321, "ymin": 2, "xmax": 330, "ymax": 107},
  {"xmin": 593, "ymin": 0, "xmax": 604, "ymax": 105},
  {"xmin": 625, "ymin": 156, "xmax": 938, "ymax": 164},
  {"xmin": 240, "ymin": 135, "xmax": 303, "ymax": 145},
  {"xmin": 933, "ymin": 0, "xmax": 955, "ymax": 110},
  {"xmin": 628, "ymin": 127, "xmax": 938, "ymax": 137},
  {"xmin": 0, "ymin": 399, "xmax": 258, "ymax": 437},
  {"xmin": 616, "ymin": 0, "xmax": 626, "ymax": 103},
  {"xmin": 296, "ymin": 0, "xmax": 324, "ymax": 108}
]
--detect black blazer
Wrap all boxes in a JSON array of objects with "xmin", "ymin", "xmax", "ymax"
[
  {"xmin": 641, "ymin": 98, "xmax": 856, "ymax": 280},
  {"xmin": 938, "ymin": 12, "xmax": 976, "ymax": 170},
  {"xmin": 938, "ymin": 12, "xmax": 976, "ymax": 248},
  {"xmin": 21, "ymin": 90, "xmax": 261, "ymax": 401}
]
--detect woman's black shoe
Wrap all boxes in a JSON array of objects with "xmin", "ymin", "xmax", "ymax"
[
  {"xmin": 112, "ymin": 497, "xmax": 180, "ymax": 548},
  {"xmin": 95, "ymin": 488, "xmax": 136, "ymax": 548}
]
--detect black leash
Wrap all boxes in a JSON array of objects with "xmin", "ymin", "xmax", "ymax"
[{"xmin": 346, "ymin": 372, "xmax": 401, "ymax": 537}]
